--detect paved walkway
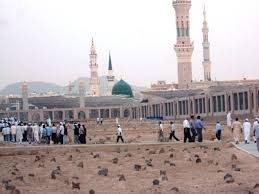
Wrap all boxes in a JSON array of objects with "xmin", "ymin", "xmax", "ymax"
[{"xmin": 233, "ymin": 142, "xmax": 259, "ymax": 158}]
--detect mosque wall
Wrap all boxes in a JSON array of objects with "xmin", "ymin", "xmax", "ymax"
[{"xmin": 0, "ymin": 85, "xmax": 258, "ymax": 122}]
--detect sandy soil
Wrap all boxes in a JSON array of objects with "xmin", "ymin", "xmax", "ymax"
[{"xmin": 0, "ymin": 120, "xmax": 259, "ymax": 194}]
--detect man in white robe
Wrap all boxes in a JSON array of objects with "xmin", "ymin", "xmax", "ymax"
[
  {"xmin": 16, "ymin": 124, "xmax": 23, "ymax": 144},
  {"xmin": 33, "ymin": 123, "xmax": 39, "ymax": 144},
  {"xmin": 243, "ymin": 118, "xmax": 251, "ymax": 144},
  {"xmin": 47, "ymin": 118, "xmax": 52, "ymax": 127},
  {"xmin": 227, "ymin": 112, "xmax": 232, "ymax": 131}
]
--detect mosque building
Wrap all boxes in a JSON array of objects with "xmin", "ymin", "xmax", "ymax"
[{"xmin": 0, "ymin": 0, "xmax": 258, "ymax": 122}]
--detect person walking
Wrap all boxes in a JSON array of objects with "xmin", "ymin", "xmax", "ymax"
[
  {"xmin": 16, "ymin": 123, "xmax": 23, "ymax": 144},
  {"xmin": 41, "ymin": 124, "xmax": 47, "ymax": 143},
  {"xmin": 183, "ymin": 118, "xmax": 191, "ymax": 143},
  {"xmin": 2, "ymin": 125, "xmax": 8, "ymax": 141},
  {"xmin": 243, "ymin": 118, "xmax": 251, "ymax": 144},
  {"xmin": 33, "ymin": 123, "xmax": 39, "ymax": 144},
  {"xmin": 52, "ymin": 124, "xmax": 57, "ymax": 144},
  {"xmin": 79, "ymin": 124, "xmax": 84, "ymax": 143},
  {"xmin": 11, "ymin": 124, "xmax": 16, "ymax": 142},
  {"xmin": 63, "ymin": 123, "xmax": 68, "ymax": 144},
  {"xmin": 255, "ymin": 120, "xmax": 259, "ymax": 151},
  {"xmin": 227, "ymin": 112, "xmax": 232, "ymax": 131},
  {"xmin": 27, "ymin": 123, "xmax": 33, "ymax": 144},
  {"xmin": 190, "ymin": 115, "xmax": 196, "ymax": 142},
  {"xmin": 116, "ymin": 125, "xmax": 124, "ymax": 143},
  {"xmin": 215, "ymin": 121, "xmax": 222, "ymax": 141},
  {"xmin": 22, "ymin": 123, "xmax": 28, "ymax": 142},
  {"xmin": 58, "ymin": 122, "xmax": 64, "ymax": 144},
  {"xmin": 73, "ymin": 123, "xmax": 80, "ymax": 144},
  {"xmin": 231, "ymin": 118, "xmax": 242, "ymax": 144},
  {"xmin": 169, "ymin": 121, "xmax": 180, "ymax": 141},
  {"xmin": 82, "ymin": 125, "xmax": 87, "ymax": 144},
  {"xmin": 158, "ymin": 121, "xmax": 164, "ymax": 142},
  {"xmin": 46, "ymin": 125, "xmax": 53, "ymax": 144},
  {"xmin": 6, "ymin": 124, "xmax": 11, "ymax": 142},
  {"xmin": 194, "ymin": 116, "xmax": 205, "ymax": 143}
]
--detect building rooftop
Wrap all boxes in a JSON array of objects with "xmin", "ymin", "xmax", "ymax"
[{"xmin": 143, "ymin": 84, "xmax": 256, "ymax": 100}]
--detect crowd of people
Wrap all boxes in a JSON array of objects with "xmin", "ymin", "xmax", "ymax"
[
  {"xmin": 227, "ymin": 112, "xmax": 259, "ymax": 150},
  {"xmin": 157, "ymin": 113, "xmax": 259, "ymax": 152},
  {"xmin": 1, "ymin": 114, "xmax": 259, "ymax": 151},
  {"xmin": 0, "ymin": 117, "xmax": 87, "ymax": 145},
  {"xmin": 158, "ymin": 115, "xmax": 206, "ymax": 143}
]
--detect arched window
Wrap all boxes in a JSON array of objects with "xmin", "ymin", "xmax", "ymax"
[
  {"xmin": 124, "ymin": 109, "xmax": 130, "ymax": 118},
  {"xmin": 177, "ymin": 22, "xmax": 180, "ymax": 37},
  {"xmin": 228, "ymin": 95, "xmax": 231, "ymax": 111},
  {"xmin": 111, "ymin": 109, "xmax": 120, "ymax": 118},
  {"xmin": 20, "ymin": 112, "xmax": 28, "ymax": 122},
  {"xmin": 32, "ymin": 112, "xmax": 40, "ymax": 123},
  {"xmin": 54, "ymin": 111, "xmax": 63, "ymax": 121},
  {"xmin": 65, "ymin": 110, "xmax": 74, "ymax": 120},
  {"xmin": 78, "ymin": 111, "xmax": 86, "ymax": 120}
]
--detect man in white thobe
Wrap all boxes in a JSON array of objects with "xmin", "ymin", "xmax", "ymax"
[
  {"xmin": 116, "ymin": 125, "xmax": 124, "ymax": 143},
  {"xmin": 158, "ymin": 121, "xmax": 164, "ymax": 142},
  {"xmin": 16, "ymin": 124, "xmax": 23, "ymax": 143},
  {"xmin": 33, "ymin": 123, "xmax": 39, "ymax": 144},
  {"xmin": 47, "ymin": 118, "xmax": 52, "ymax": 127},
  {"xmin": 243, "ymin": 118, "xmax": 251, "ymax": 144},
  {"xmin": 227, "ymin": 112, "xmax": 232, "ymax": 131}
]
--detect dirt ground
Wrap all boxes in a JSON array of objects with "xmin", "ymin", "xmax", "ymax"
[{"xmin": 0, "ymin": 120, "xmax": 259, "ymax": 194}]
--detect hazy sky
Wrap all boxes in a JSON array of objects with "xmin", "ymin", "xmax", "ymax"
[{"xmin": 0, "ymin": 0, "xmax": 258, "ymax": 89}]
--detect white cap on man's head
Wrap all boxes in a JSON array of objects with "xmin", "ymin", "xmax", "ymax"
[
  {"xmin": 245, "ymin": 118, "xmax": 249, "ymax": 122},
  {"xmin": 255, "ymin": 118, "xmax": 258, "ymax": 121},
  {"xmin": 117, "ymin": 125, "xmax": 120, "ymax": 127},
  {"xmin": 60, "ymin": 122, "xmax": 63, "ymax": 125}
]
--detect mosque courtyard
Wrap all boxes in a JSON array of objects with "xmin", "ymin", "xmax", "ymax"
[{"xmin": 0, "ymin": 120, "xmax": 259, "ymax": 194}]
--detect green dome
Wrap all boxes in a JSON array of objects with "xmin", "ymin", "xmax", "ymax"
[{"xmin": 112, "ymin": 79, "xmax": 133, "ymax": 97}]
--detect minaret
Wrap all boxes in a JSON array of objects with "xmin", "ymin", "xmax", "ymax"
[
  {"xmin": 21, "ymin": 82, "xmax": 29, "ymax": 110},
  {"xmin": 79, "ymin": 80, "xmax": 85, "ymax": 108},
  {"xmin": 107, "ymin": 52, "xmax": 115, "ymax": 96},
  {"xmin": 173, "ymin": 0, "xmax": 194, "ymax": 89},
  {"xmin": 202, "ymin": 5, "xmax": 212, "ymax": 81},
  {"xmin": 89, "ymin": 38, "xmax": 100, "ymax": 96}
]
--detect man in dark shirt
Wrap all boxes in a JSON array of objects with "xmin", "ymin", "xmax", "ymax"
[
  {"xmin": 194, "ymin": 116, "xmax": 204, "ymax": 142},
  {"xmin": 73, "ymin": 123, "xmax": 80, "ymax": 144},
  {"xmin": 190, "ymin": 115, "xmax": 196, "ymax": 142}
]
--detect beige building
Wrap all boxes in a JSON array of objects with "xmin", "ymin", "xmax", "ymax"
[
  {"xmin": 89, "ymin": 39, "xmax": 100, "ymax": 96},
  {"xmin": 1, "ymin": 82, "xmax": 259, "ymax": 122},
  {"xmin": 150, "ymin": 81, "xmax": 177, "ymax": 91},
  {"xmin": 79, "ymin": 80, "xmax": 85, "ymax": 108},
  {"xmin": 173, "ymin": 0, "xmax": 194, "ymax": 89}
]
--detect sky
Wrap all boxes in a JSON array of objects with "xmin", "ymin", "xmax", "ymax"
[{"xmin": 0, "ymin": 0, "xmax": 259, "ymax": 90}]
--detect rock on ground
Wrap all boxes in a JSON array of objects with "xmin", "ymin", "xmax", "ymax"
[{"xmin": 98, "ymin": 168, "xmax": 108, "ymax": 176}]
